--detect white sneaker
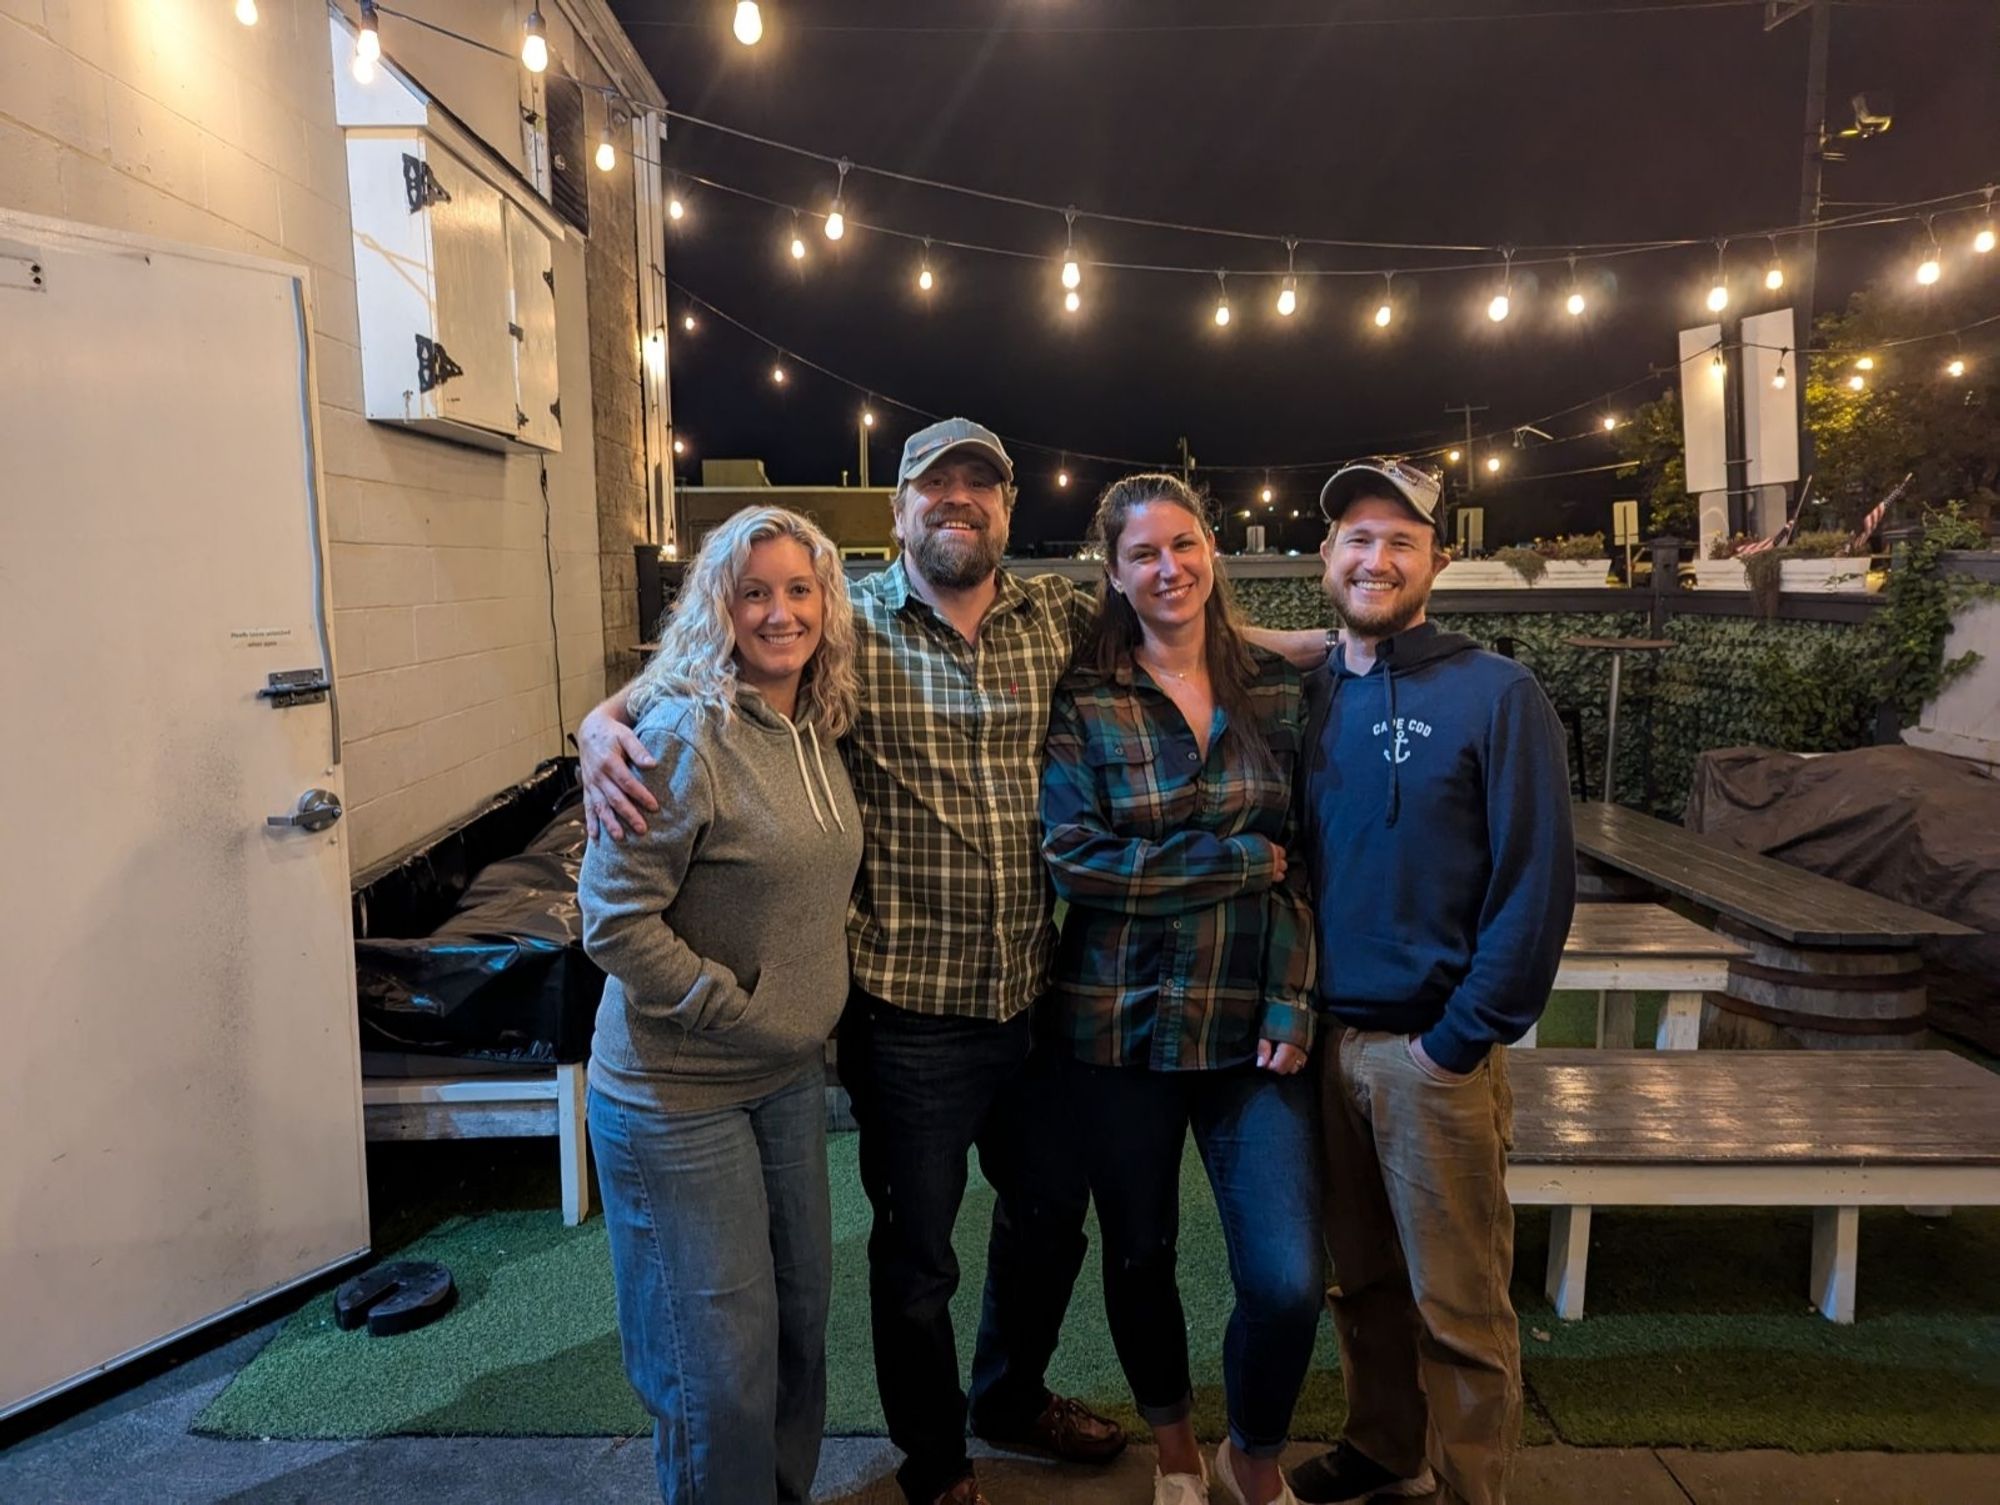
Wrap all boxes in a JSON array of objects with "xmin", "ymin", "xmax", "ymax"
[
  {"xmin": 1212, "ymin": 1437, "xmax": 1299, "ymax": 1505},
  {"xmin": 1154, "ymin": 1451, "xmax": 1211, "ymax": 1505}
]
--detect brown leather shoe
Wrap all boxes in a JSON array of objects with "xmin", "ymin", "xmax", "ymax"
[
  {"xmin": 931, "ymin": 1476, "xmax": 990, "ymax": 1505},
  {"xmin": 973, "ymin": 1391, "xmax": 1128, "ymax": 1464}
]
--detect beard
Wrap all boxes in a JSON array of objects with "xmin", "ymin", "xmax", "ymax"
[
  {"xmin": 1329, "ymin": 574, "xmax": 1428, "ymax": 637},
  {"xmin": 906, "ymin": 511, "xmax": 1008, "ymax": 589}
]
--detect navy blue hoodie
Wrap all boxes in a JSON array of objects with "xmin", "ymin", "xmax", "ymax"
[{"xmin": 1301, "ymin": 621, "xmax": 1576, "ymax": 1073}]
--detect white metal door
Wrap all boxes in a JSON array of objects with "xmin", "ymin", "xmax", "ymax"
[{"xmin": 0, "ymin": 213, "xmax": 370, "ymax": 1418}]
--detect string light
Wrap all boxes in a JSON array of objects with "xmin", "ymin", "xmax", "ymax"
[
  {"xmin": 1706, "ymin": 240, "xmax": 1729, "ymax": 313},
  {"xmin": 824, "ymin": 159, "xmax": 850, "ymax": 241},
  {"xmin": 1212, "ymin": 271, "xmax": 1231, "ymax": 327},
  {"xmin": 682, "ymin": 312, "xmax": 696, "ymax": 332},
  {"xmin": 1565, "ymin": 254, "xmax": 1586, "ymax": 317},
  {"xmin": 521, "ymin": 6, "xmax": 548, "ymax": 73},
  {"xmin": 596, "ymin": 122, "xmax": 617, "ymax": 173},
  {"xmin": 1772, "ymin": 347, "xmax": 1789, "ymax": 389},
  {"xmin": 235, "ymin": 0, "xmax": 257, "ymax": 25},
  {"xmin": 733, "ymin": 1, "xmax": 763, "ymax": 46},
  {"xmin": 1374, "ymin": 272, "xmax": 1394, "ymax": 329},
  {"xmin": 1913, "ymin": 217, "xmax": 1943, "ymax": 285},
  {"xmin": 1711, "ymin": 349, "xmax": 1726, "ymax": 378},
  {"xmin": 1946, "ymin": 356, "xmax": 1967, "ymax": 378},
  {"xmin": 789, "ymin": 212, "xmax": 806, "ymax": 262},
  {"xmin": 1848, "ymin": 373, "xmax": 1866, "ymax": 392},
  {"xmin": 1060, "ymin": 206, "xmax": 1082, "ymax": 293},
  {"xmin": 1486, "ymin": 455, "xmax": 1501, "ymax": 474},
  {"xmin": 861, "ymin": 406, "xmax": 876, "ymax": 428},
  {"xmin": 1064, "ymin": 288, "xmax": 1080, "ymax": 314},
  {"xmin": 672, "ymin": 436, "xmax": 687, "ymax": 456},
  {"xmin": 1764, "ymin": 237, "xmax": 1785, "ymax": 292},
  {"xmin": 918, "ymin": 239, "xmax": 935, "ymax": 293},
  {"xmin": 771, "ymin": 362, "xmax": 787, "ymax": 385},
  {"xmin": 1056, "ymin": 457, "xmax": 1071, "ymax": 487},
  {"xmin": 668, "ymin": 193, "xmax": 686, "ymax": 222},
  {"xmin": 1276, "ymin": 238, "xmax": 1298, "ymax": 317},
  {"xmin": 1601, "ymin": 415, "xmax": 1618, "ymax": 431},
  {"xmin": 1488, "ymin": 250, "xmax": 1513, "ymax": 322},
  {"xmin": 643, "ymin": 327, "xmax": 665, "ymax": 377},
  {"xmin": 354, "ymin": 1, "xmax": 381, "ymax": 70},
  {"xmin": 1447, "ymin": 449, "xmax": 1462, "ymax": 463},
  {"xmin": 1855, "ymin": 355, "xmax": 1874, "ymax": 370}
]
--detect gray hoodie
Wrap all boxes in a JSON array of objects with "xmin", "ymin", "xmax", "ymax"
[{"xmin": 581, "ymin": 688, "xmax": 862, "ymax": 1111}]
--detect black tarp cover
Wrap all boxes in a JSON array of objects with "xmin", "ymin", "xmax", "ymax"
[{"xmin": 353, "ymin": 759, "xmax": 600, "ymax": 1065}]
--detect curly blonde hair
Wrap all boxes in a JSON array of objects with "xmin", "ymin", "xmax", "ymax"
[{"xmin": 630, "ymin": 506, "xmax": 859, "ymax": 739}]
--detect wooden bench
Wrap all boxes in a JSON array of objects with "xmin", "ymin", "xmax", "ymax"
[
  {"xmin": 363, "ymin": 1064, "xmax": 591, "ymax": 1226},
  {"xmin": 1571, "ymin": 802, "xmax": 1975, "ymax": 1046},
  {"xmin": 1525, "ymin": 902, "xmax": 1748, "ymax": 1050},
  {"xmin": 1507, "ymin": 1050, "xmax": 2000, "ymax": 1322}
]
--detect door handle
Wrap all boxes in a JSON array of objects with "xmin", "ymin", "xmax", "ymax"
[{"xmin": 268, "ymin": 788, "xmax": 344, "ymax": 833}]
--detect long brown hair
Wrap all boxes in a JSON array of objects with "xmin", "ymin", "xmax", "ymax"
[{"xmin": 1081, "ymin": 472, "xmax": 1276, "ymax": 776}]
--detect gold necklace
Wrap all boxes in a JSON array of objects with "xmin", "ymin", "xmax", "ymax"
[{"xmin": 1139, "ymin": 651, "xmax": 1201, "ymax": 684}]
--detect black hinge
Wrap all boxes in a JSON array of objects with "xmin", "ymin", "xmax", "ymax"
[
  {"xmin": 549, "ymin": 397, "xmax": 561, "ymax": 426},
  {"xmin": 415, "ymin": 334, "xmax": 463, "ymax": 392},
  {"xmin": 401, "ymin": 153, "xmax": 452, "ymax": 213},
  {"xmin": 508, "ymin": 321, "xmax": 524, "ymax": 340},
  {"xmin": 257, "ymin": 669, "xmax": 330, "ymax": 708},
  {"xmin": 516, "ymin": 407, "xmax": 529, "ymax": 428},
  {"xmin": 542, "ymin": 267, "xmax": 555, "ymax": 293}
]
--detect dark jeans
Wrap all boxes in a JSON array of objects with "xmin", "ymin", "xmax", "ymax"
[
  {"xmin": 1069, "ymin": 1057, "xmax": 1323, "ymax": 1459},
  {"xmin": 837, "ymin": 990, "xmax": 1092, "ymax": 1504}
]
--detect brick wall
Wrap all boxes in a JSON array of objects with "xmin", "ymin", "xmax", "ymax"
[{"xmin": 0, "ymin": 0, "xmax": 624, "ymax": 871}]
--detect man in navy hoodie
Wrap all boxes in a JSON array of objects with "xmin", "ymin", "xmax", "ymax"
[{"xmin": 1290, "ymin": 459, "xmax": 1575, "ymax": 1505}]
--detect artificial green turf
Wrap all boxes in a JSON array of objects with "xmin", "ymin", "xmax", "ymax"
[{"xmin": 196, "ymin": 994, "xmax": 2000, "ymax": 1449}]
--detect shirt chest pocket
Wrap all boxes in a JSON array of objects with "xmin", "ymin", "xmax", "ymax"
[{"xmin": 1085, "ymin": 736, "xmax": 1180, "ymax": 835}]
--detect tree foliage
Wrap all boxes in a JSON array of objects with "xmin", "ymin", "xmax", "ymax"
[{"xmin": 1610, "ymin": 385, "xmax": 1696, "ymax": 537}]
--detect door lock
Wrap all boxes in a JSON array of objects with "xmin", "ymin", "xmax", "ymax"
[{"xmin": 268, "ymin": 788, "xmax": 344, "ymax": 833}]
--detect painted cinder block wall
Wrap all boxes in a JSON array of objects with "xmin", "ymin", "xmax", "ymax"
[{"xmin": 0, "ymin": 0, "xmax": 659, "ymax": 870}]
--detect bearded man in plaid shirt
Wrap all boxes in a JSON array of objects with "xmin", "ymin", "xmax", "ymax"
[{"xmin": 582, "ymin": 419, "xmax": 1330, "ymax": 1505}]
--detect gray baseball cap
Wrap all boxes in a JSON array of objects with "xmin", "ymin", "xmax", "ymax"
[
  {"xmin": 898, "ymin": 416, "xmax": 1014, "ymax": 486},
  {"xmin": 1319, "ymin": 457, "xmax": 1445, "ymax": 532}
]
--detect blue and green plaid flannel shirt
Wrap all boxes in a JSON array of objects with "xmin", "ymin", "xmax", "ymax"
[{"xmin": 1040, "ymin": 645, "xmax": 1316, "ymax": 1070}]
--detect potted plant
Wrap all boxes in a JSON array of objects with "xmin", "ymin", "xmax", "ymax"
[
  {"xmin": 1695, "ymin": 532, "xmax": 1751, "ymax": 590},
  {"xmin": 1534, "ymin": 532, "xmax": 1612, "ymax": 586},
  {"xmin": 1435, "ymin": 550, "xmax": 1528, "ymax": 588},
  {"xmin": 1776, "ymin": 529, "xmax": 1876, "ymax": 593}
]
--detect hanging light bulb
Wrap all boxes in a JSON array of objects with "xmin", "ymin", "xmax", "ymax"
[
  {"xmin": 1976, "ymin": 225, "xmax": 1997, "ymax": 255},
  {"xmin": 1855, "ymin": 355, "xmax": 1874, "ymax": 371},
  {"xmin": 1848, "ymin": 373, "xmax": 1866, "ymax": 392},
  {"xmin": 788, "ymin": 212, "xmax": 807, "ymax": 262},
  {"xmin": 1705, "ymin": 238, "xmax": 1729, "ymax": 313},
  {"xmin": 733, "ymin": 1, "xmax": 763, "ymax": 46},
  {"xmin": 1486, "ymin": 455, "xmax": 1501, "ymax": 474},
  {"xmin": 1060, "ymin": 206, "xmax": 1082, "ymax": 293},
  {"xmin": 356, "ymin": 1, "xmax": 381, "ymax": 60},
  {"xmin": 1566, "ymin": 291, "xmax": 1586, "ymax": 317},
  {"xmin": 771, "ymin": 363, "xmax": 787, "ymax": 385},
  {"xmin": 1488, "ymin": 250, "xmax": 1514, "ymax": 323},
  {"xmin": 672, "ymin": 437, "xmax": 686, "ymax": 456},
  {"xmin": 1916, "ymin": 251, "xmax": 1941, "ymax": 286},
  {"xmin": 1602, "ymin": 415, "xmax": 1618, "ymax": 432},
  {"xmin": 1374, "ymin": 300, "xmax": 1393, "ymax": 328},
  {"xmin": 1276, "ymin": 237, "xmax": 1299, "ymax": 317},
  {"xmin": 824, "ymin": 159, "xmax": 850, "ymax": 241},
  {"xmin": 1772, "ymin": 348, "xmax": 1789, "ymax": 390},
  {"xmin": 862, "ymin": 407, "xmax": 876, "ymax": 428},
  {"xmin": 643, "ymin": 328, "xmax": 665, "ymax": 377},
  {"xmin": 1564, "ymin": 254, "xmax": 1585, "ymax": 316},
  {"xmin": 682, "ymin": 313, "xmax": 696, "ymax": 332},
  {"xmin": 918, "ymin": 240, "xmax": 935, "ymax": 293},
  {"xmin": 1712, "ymin": 350, "xmax": 1727, "ymax": 378},
  {"xmin": 668, "ymin": 195, "xmax": 685, "ymax": 222},
  {"xmin": 521, "ymin": 7, "xmax": 548, "ymax": 73},
  {"xmin": 1061, "ymin": 257, "xmax": 1081, "ymax": 290},
  {"xmin": 1213, "ymin": 271, "xmax": 1231, "ymax": 327},
  {"xmin": 595, "ymin": 126, "xmax": 616, "ymax": 173},
  {"xmin": 1260, "ymin": 482, "xmax": 1275, "ymax": 505},
  {"xmin": 1063, "ymin": 289, "xmax": 1080, "ymax": 314},
  {"xmin": 1057, "ymin": 467, "xmax": 1071, "ymax": 488},
  {"xmin": 1373, "ymin": 271, "xmax": 1394, "ymax": 329},
  {"xmin": 1946, "ymin": 357, "xmax": 1968, "ymax": 378},
  {"xmin": 1762, "ymin": 236, "xmax": 1784, "ymax": 292},
  {"xmin": 1447, "ymin": 449, "xmax": 1462, "ymax": 463},
  {"xmin": 352, "ymin": 51, "xmax": 377, "ymax": 85},
  {"xmin": 236, "ymin": 0, "xmax": 258, "ymax": 25}
]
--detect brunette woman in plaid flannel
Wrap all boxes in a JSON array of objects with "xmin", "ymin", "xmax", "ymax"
[{"xmin": 1041, "ymin": 474, "xmax": 1320, "ymax": 1505}]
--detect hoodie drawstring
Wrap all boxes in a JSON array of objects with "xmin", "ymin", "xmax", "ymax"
[
  {"xmin": 783, "ymin": 717, "xmax": 847, "ymax": 833},
  {"xmin": 1384, "ymin": 657, "xmax": 1401, "ymax": 829}
]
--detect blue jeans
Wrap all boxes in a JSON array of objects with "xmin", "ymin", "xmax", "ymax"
[
  {"xmin": 837, "ymin": 991, "xmax": 1092, "ymax": 1504},
  {"xmin": 589, "ymin": 1069, "xmax": 832, "ymax": 1505},
  {"xmin": 1068, "ymin": 1058, "xmax": 1323, "ymax": 1458}
]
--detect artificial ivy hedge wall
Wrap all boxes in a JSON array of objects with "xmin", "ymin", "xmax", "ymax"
[{"xmin": 1227, "ymin": 579, "xmax": 1873, "ymax": 815}]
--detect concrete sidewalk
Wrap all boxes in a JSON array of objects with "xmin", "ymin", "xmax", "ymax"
[{"xmin": 2, "ymin": 1322, "xmax": 1994, "ymax": 1504}]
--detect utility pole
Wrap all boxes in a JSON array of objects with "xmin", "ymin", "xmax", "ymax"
[
  {"xmin": 1771, "ymin": 0, "xmax": 1831, "ymax": 488},
  {"xmin": 1444, "ymin": 402, "xmax": 1488, "ymax": 494},
  {"xmin": 857, "ymin": 410, "xmax": 872, "ymax": 487},
  {"xmin": 1176, "ymin": 435, "xmax": 1196, "ymax": 487}
]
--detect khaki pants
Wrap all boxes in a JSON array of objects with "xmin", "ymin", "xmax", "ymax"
[{"xmin": 1319, "ymin": 1028, "xmax": 1520, "ymax": 1505}]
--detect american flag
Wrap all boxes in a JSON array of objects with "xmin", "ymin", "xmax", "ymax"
[
  {"xmin": 1851, "ymin": 472, "xmax": 1915, "ymax": 552},
  {"xmin": 1737, "ymin": 475, "xmax": 1813, "ymax": 556}
]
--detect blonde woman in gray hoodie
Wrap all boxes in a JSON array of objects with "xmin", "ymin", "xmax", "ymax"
[{"xmin": 580, "ymin": 505, "xmax": 862, "ymax": 1505}]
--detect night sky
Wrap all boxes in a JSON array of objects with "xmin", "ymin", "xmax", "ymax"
[{"xmin": 612, "ymin": 0, "xmax": 2000, "ymax": 549}]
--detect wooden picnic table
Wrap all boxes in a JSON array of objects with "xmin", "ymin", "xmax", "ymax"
[
  {"xmin": 1524, "ymin": 901, "xmax": 1746, "ymax": 1050},
  {"xmin": 1507, "ymin": 1049, "xmax": 2000, "ymax": 1321}
]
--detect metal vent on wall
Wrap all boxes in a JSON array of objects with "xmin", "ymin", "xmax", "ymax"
[{"xmin": 544, "ymin": 67, "xmax": 590, "ymax": 237}]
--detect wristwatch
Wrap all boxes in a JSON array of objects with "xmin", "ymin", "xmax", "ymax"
[{"xmin": 1323, "ymin": 626, "xmax": 1340, "ymax": 662}]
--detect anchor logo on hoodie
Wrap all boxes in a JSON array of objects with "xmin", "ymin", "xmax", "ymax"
[{"xmin": 1374, "ymin": 716, "xmax": 1432, "ymax": 765}]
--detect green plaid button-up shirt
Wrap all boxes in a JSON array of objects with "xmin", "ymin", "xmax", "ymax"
[
  {"xmin": 1040, "ymin": 648, "xmax": 1316, "ymax": 1070},
  {"xmin": 842, "ymin": 559, "xmax": 1096, "ymax": 1021}
]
